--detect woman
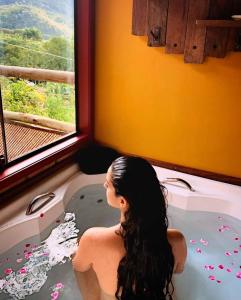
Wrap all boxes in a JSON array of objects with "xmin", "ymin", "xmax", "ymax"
[{"xmin": 72, "ymin": 156, "xmax": 187, "ymax": 300}]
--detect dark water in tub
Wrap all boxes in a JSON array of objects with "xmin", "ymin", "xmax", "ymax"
[{"xmin": 0, "ymin": 184, "xmax": 241, "ymax": 300}]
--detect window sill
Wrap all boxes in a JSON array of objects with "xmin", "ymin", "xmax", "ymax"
[{"xmin": 0, "ymin": 134, "xmax": 88, "ymax": 194}]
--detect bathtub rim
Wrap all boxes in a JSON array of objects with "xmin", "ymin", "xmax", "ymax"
[{"xmin": 0, "ymin": 164, "xmax": 241, "ymax": 254}]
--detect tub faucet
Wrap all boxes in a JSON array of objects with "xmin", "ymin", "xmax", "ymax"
[{"xmin": 161, "ymin": 177, "xmax": 195, "ymax": 192}]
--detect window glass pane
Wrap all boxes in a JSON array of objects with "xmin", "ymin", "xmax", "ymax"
[
  {"xmin": 0, "ymin": 0, "xmax": 76, "ymax": 162},
  {"xmin": 0, "ymin": 119, "xmax": 5, "ymax": 165}
]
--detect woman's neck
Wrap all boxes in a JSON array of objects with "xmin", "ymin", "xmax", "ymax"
[{"xmin": 120, "ymin": 210, "xmax": 125, "ymax": 223}]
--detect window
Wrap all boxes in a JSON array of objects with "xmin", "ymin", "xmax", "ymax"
[{"xmin": 0, "ymin": 0, "xmax": 94, "ymax": 194}]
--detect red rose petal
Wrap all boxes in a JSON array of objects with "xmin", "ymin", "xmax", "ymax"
[
  {"xmin": 24, "ymin": 252, "xmax": 32, "ymax": 259},
  {"xmin": 19, "ymin": 267, "xmax": 27, "ymax": 274},
  {"xmin": 200, "ymin": 238, "xmax": 208, "ymax": 246},
  {"xmin": 55, "ymin": 282, "xmax": 64, "ymax": 289},
  {"xmin": 4, "ymin": 268, "xmax": 13, "ymax": 275}
]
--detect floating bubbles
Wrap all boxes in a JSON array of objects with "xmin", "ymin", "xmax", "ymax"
[{"xmin": 0, "ymin": 213, "xmax": 78, "ymax": 299}]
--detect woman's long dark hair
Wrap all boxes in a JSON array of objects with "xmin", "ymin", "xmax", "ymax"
[{"xmin": 110, "ymin": 156, "xmax": 174, "ymax": 300}]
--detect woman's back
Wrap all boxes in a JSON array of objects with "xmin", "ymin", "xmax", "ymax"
[
  {"xmin": 73, "ymin": 156, "xmax": 187, "ymax": 300},
  {"xmin": 73, "ymin": 224, "xmax": 186, "ymax": 300}
]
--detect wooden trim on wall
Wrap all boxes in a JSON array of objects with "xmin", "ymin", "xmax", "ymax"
[
  {"xmin": 147, "ymin": 157, "xmax": 241, "ymax": 186},
  {"xmin": 115, "ymin": 148, "xmax": 241, "ymax": 186},
  {"xmin": 93, "ymin": 141, "xmax": 241, "ymax": 185}
]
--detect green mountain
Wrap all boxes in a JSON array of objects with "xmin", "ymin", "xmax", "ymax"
[
  {"xmin": 0, "ymin": 0, "xmax": 74, "ymax": 38},
  {"xmin": 0, "ymin": 0, "xmax": 73, "ymax": 15}
]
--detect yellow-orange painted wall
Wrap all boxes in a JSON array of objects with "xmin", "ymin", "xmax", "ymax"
[{"xmin": 94, "ymin": 0, "xmax": 241, "ymax": 178}]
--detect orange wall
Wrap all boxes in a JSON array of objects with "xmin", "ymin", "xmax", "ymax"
[{"xmin": 94, "ymin": 0, "xmax": 241, "ymax": 178}]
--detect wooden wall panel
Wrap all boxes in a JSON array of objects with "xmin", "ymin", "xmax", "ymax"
[
  {"xmin": 227, "ymin": 28, "xmax": 237, "ymax": 51},
  {"xmin": 184, "ymin": 0, "xmax": 210, "ymax": 63},
  {"xmin": 132, "ymin": 0, "xmax": 148, "ymax": 35},
  {"xmin": 166, "ymin": 0, "xmax": 189, "ymax": 54},
  {"xmin": 205, "ymin": 0, "xmax": 231, "ymax": 58},
  {"xmin": 131, "ymin": 0, "xmax": 241, "ymax": 62},
  {"xmin": 232, "ymin": 0, "xmax": 241, "ymax": 51},
  {"xmin": 147, "ymin": 0, "xmax": 169, "ymax": 46}
]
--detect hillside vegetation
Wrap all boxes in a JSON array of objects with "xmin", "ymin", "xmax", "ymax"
[
  {"xmin": 0, "ymin": 0, "xmax": 76, "ymax": 123},
  {"xmin": 0, "ymin": 0, "xmax": 72, "ymax": 15},
  {"xmin": 0, "ymin": 0, "xmax": 73, "ymax": 37}
]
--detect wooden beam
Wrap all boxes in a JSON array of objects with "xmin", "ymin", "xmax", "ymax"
[
  {"xmin": 0, "ymin": 65, "xmax": 74, "ymax": 84},
  {"xmin": 132, "ymin": 0, "xmax": 148, "ymax": 35},
  {"xmin": 166, "ymin": 0, "xmax": 189, "ymax": 54},
  {"xmin": 184, "ymin": 0, "xmax": 210, "ymax": 63},
  {"xmin": 4, "ymin": 110, "xmax": 75, "ymax": 133}
]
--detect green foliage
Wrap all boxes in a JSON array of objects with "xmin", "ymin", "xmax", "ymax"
[
  {"xmin": 0, "ymin": 4, "xmax": 71, "ymax": 38},
  {"xmin": 2, "ymin": 78, "xmax": 45, "ymax": 115},
  {"xmin": 0, "ymin": 0, "xmax": 73, "ymax": 21},
  {"xmin": 42, "ymin": 37, "xmax": 74, "ymax": 71},
  {"xmin": 0, "ymin": 35, "xmax": 42, "ymax": 67},
  {"xmin": 1, "ymin": 78, "xmax": 76, "ymax": 123},
  {"xmin": 43, "ymin": 82, "xmax": 75, "ymax": 123},
  {"xmin": 22, "ymin": 28, "xmax": 42, "ymax": 40},
  {"xmin": 0, "ymin": 32, "xmax": 74, "ymax": 71}
]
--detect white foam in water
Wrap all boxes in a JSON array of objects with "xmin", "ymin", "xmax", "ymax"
[{"xmin": 0, "ymin": 213, "xmax": 79, "ymax": 299}]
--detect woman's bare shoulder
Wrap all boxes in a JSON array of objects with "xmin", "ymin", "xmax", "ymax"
[
  {"xmin": 82, "ymin": 225, "xmax": 123, "ymax": 255},
  {"xmin": 167, "ymin": 229, "xmax": 187, "ymax": 273},
  {"xmin": 82, "ymin": 224, "xmax": 120, "ymax": 240},
  {"xmin": 167, "ymin": 228, "xmax": 185, "ymax": 240},
  {"xmin": 167, "ymin": 228, "xmax": 186, "ymax": 252}
]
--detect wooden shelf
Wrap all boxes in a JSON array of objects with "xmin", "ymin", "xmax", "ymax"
[{"xmin": 196, "ymin": 19, "xmax": 241, "ymax": 28}]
